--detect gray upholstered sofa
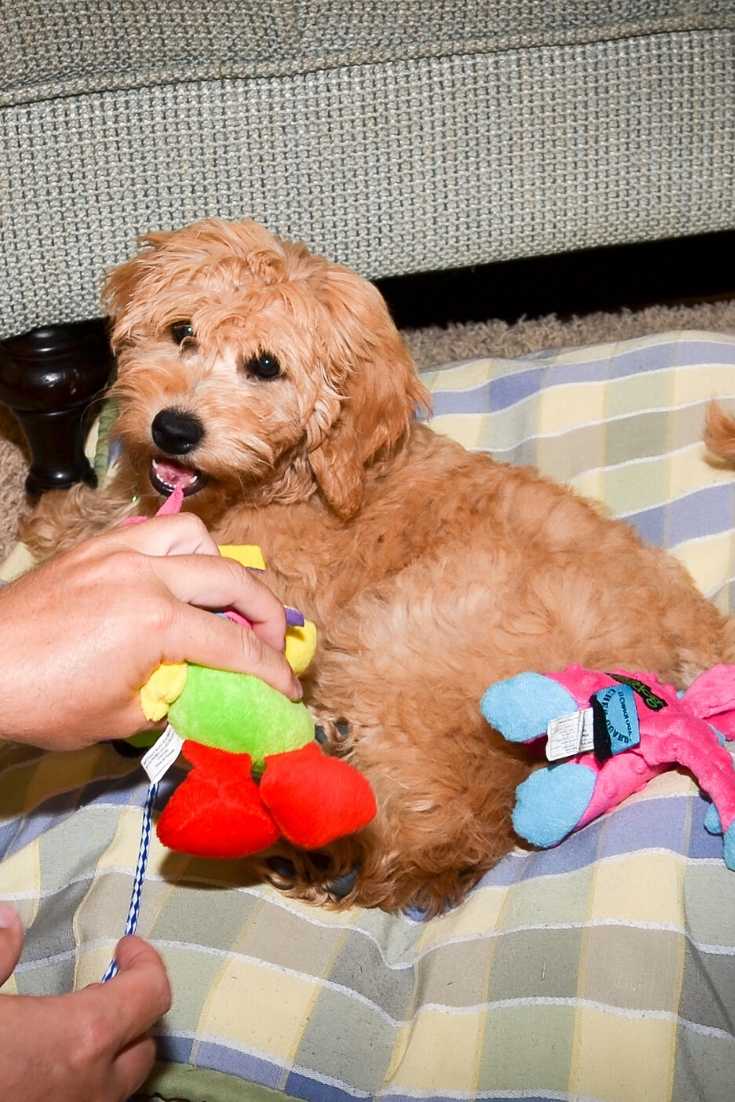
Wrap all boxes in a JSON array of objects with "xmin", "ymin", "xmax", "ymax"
[{"xmin": 2, "ymin": 1, "xmax": 735, "ymax": 339}]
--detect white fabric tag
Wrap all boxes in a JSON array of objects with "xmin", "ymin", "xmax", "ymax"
[
  {"xmin": 546, "ymin": 708, "xmax": 594, "ymax": 761},
  {"xmin": 141, "ymin": 724, "xmax": 183, "ymax": 783}
]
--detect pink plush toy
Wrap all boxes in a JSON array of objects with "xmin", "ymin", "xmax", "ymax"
[{"xmin": 481, "ymin": 664, "xmax": 735, "ymax": 867}]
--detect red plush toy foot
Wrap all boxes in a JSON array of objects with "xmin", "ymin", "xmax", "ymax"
[
  {"xmin": 157, "ymin": 742, "xmax": 280, "ymax": 859},
  {"xmin": 260, "ymin": 742, "xmax": 377, "ymax": 850}
]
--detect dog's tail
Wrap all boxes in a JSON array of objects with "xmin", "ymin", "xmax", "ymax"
[{"xmin": 704, "ymin": 401, "xmax": 735, "ymax": 463}]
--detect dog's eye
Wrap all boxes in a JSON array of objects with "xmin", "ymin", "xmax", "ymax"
[
  {"xmin": 244, "ymin": 352, "xmax": 282, "ymax": 380},
  {"xmin": 170, "ymin": 321, "xmax": 194, "ymax": 345}
]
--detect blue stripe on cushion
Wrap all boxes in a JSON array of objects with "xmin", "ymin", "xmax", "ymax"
[
  {"xmin": 428, "ymin": 338, "xmax": 735, "ymax": 416},
  {"xmin": 465, "ymin": 794, "xmax": 720, "ymax": 894},
  {"xmin": 624, "ymin": 483, "xmax": 735, "ymax": 548},
  {"xmin": 0, "ymin": 768, "xmax": 180, "ymax": 861}
]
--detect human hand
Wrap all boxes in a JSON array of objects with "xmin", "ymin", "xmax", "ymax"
[
  {"xmin": 0, "ymin": 515, "xmax": 302, "ymax": 749},
  {"xmin": 0, "ymin": 905, "xmax": 170, "ymax": 1101}
]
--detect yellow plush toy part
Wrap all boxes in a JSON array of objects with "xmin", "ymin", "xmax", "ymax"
[{"xmin": 139, "ymin": 543, "xmax": 317, "ymax": 721}]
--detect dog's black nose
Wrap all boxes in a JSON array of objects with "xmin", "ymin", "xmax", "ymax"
[{"xmin": 151, "ymin": 408, "xmax": 204, "ymax": 455}]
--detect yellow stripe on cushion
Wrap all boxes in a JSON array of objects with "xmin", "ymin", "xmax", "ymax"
[
  {"xmin": 413, "ymin": 885, "xmax": 508, "ymax": 954},
  {"xmin": 420, "ymin": 358, "xmax": 531, "ymax": 392},
  {"xmin": 94, "ymin": 805, "xmax": 166, "ymax": 874},
  {"xmin": 428, "ymin": 414, "xmax": 500, "ymax": 452},
  {"xmin": 428, "ymin": 363, "xmax": 735, "ymax": 458},
  {"xmin": 0, "ymin": 838, "xmax": 42, "ymax": 901},
  {"xmin": 587, "ymin": 851, "xmax": 685, "ymax": 928},
  {"xmin": 570, "ymin": 1005, "xmax": 676, "ymax": 1102},
  {"xmin": 571, "ymin": 443, "xmax": 735, "ymax": 519},
  {"xmin": 385, "ymin": 1008, "xmax": 485, "ymax": 1093},
  {"xmin": 674, "ymin": 529, "xmax": 735, "ymax": 602},
  {"xmin": 0, "ymin": 974, "xmax": 18, "ymax": 995},
  {"xmin": 533, "ymin": 364, "xmax": 735, "ymax": 438},
  {"xmin": 76, "ymin": 942, "xmax": 128, "ymax": 988},
  {"xmin": 0, "ymin": 542, "xmax": 35, "ymax": 583},
  {"xmin": 195, "ymin": 955, "xmax": 321, "ymax": 1062}
]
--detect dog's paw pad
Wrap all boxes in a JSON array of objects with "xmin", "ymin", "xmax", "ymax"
[{"xmin": 310, "ymin": 712, "xmax": 352, "ymax": 750}]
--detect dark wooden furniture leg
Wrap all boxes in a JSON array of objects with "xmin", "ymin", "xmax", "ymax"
[{"xmin": 0, "ymin": 319, "xmax": 113, "ymax": 497}]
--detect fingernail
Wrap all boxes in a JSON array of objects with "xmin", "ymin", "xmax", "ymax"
[
  {"xmin": 0, "ymin": 903, "xmax": 18, "ymax": 929},
  {"xmin": 291, "ymin": 677, "xmax": 303, "ymax": 701}
]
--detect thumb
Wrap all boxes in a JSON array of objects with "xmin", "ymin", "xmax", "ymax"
[{"xmin": 0, "ymin": 904, "xmax": 23, "ymax": 985}]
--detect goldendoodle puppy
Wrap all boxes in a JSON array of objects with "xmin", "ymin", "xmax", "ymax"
[{"xmin": 25, "ymin": 219, "xmax": 731, "ymax": 914}]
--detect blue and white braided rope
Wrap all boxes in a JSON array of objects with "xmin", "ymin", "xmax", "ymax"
[{"xmin": 101, "ymin": 780, "xmax": 159, "ymax": 982}]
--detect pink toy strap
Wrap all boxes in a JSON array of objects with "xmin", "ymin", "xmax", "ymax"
[
  {"xmin": 121, "ymin": 486, "xmax": 256, "ymax": 627},
  {"xmin": 155, "ymin": 487, "xmax": 185, "ymax": 516},
  {"xmin": 121, "ymin": 486, "xmax": 185, "ymax": 528}
]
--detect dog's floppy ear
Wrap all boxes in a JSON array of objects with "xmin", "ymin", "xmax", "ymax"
[
  {"xmin": 308, "ymin": 266, "xmax": 431, "ymax": 519},
  {"xmin": 103, "ymin": 231, "xmax": 175, "ymax": 351}
]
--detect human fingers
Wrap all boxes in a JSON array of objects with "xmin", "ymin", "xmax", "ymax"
[
  {"xmin": 147, "ymin": 553, "xmax": 287, "ymax": 652},
  {"xmin": 164, "ymin": 601, "xmax": 301, "ymax": 700},
  {"xmin": 91, "ymin": 937, "xmax": 171, "ymax": 1051},
  {"xmin": 98, "ymin": 513, "xmax": 221, "ymax": 558},
  {"xmin": 0, "ymin": 905, "xmax": 23, "ymax": 985},
  {"xmin": 111, "ymin": 1034, "xmax": 158, "ymax": 1099}
]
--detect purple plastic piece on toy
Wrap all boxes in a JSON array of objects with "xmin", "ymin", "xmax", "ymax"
[{"xmin": 286, "ymin": 607, "xmax": 305, "ymax": 627}]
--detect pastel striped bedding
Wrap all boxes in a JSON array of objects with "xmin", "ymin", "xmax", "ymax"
[{"xmin": 2, "ymin": 329, "xmax": 735, "ymax": 1102}]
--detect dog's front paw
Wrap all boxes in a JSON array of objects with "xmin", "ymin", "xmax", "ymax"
[
  {"xmin": 21, "ymin": 488, "xmax": 82, "ymax": 560},
  {"xmin": 256, "ymin": 835, "xmax": 366, "ymax": 908},
  {"xmin": 309, "ymin": 708, "xmax": 353, "ymax": 754},
  {"xmin": 21, "ymin": 482, "xmax": 131, "ymax": 561}
]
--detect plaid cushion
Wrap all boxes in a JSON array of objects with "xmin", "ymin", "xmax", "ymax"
[{"xmin": 2, "ymin": 330, "xmax": 735, "ymax": 1101}]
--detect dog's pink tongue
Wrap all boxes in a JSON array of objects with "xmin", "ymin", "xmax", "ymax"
[{"xmin": 156, "ymin": 486, "xmax": 184, "ymax": 516}]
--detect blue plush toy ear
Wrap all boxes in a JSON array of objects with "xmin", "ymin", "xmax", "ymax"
[
  {"xmin": 481, "ymin": 672, "xmax": 579, "ymax": 743},
  {"xmin": 513, "ymin": 763, "xmax": 597, "ymax": 847}
]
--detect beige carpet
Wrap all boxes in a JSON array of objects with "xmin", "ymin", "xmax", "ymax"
[{"xmin": 2, "ymin": 298, "xmax": 735, "ymax": 562}]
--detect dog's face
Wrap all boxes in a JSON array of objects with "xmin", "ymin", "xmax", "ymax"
[{"xmin": 105, "ymin": 219, "xmax": 429, "ymax": 519}]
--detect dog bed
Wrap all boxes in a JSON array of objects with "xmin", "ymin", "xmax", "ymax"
[{"xmin": 2, "ymin": 329, "xmax": 735, "ymax": 1101}]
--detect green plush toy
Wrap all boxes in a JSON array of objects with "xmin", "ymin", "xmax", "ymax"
[
  {"xmin": 169, "ymin": 662, "xmax": 314, "ymax": 762},
  {"xmin": 136, "ymin": 545, "xmax": 375, "ymax": 860}
]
